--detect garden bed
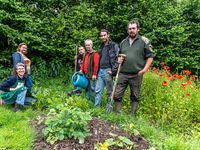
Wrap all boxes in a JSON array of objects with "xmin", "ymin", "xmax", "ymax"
[{"xmin": 32, "ymin": 117, "xmax": 149, "ymax": 150}]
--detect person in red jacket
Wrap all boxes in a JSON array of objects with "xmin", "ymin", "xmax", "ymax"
[{"xmin": 80, "ymin": 39, "xmax": 99, "ymax": 100}]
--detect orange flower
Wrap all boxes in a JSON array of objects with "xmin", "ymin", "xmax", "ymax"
[
  {"xmin": 181, "ymin": 83, "xmax": 187, "ymax": 88},
  {"xmin": 190, "ymin": 75, "xmax": 197, "ymax": 81},
  {"xmin": 159, "ymin": 74, "xmax": 163, "ymax": 77},
  {"xmin": 163, "ymin": 65, "xmax": 170, "ymax": 70},
  {"xmin": 166, "ymin": 74, "xmax": 172, "ymax": 78},
  {"xmin": 162, "ymin": 81, "xmax": 168, "ymax": 87},
  {"xmin": 183, "ymin": 70, "xmax": 191, "ymax": 75},
  {"xmin": 173, "ymin": 74, "xmax": 177, "ymax": 79},
  {"xmin": 186, "ymin": 80, "xmax": 192, "ymax": 85},
  {"xmin": 153, "ymin": 68, "xmax": 158, "ymax": 74},
  {"xmin": 178, "ymin": 75, "xmax": 183, "ymax": 79},
  {"xmin": 185, "ymin": 93, "xmax": 190, "ymax": 97}
]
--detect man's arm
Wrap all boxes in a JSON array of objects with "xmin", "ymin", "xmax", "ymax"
[
  {"xmin": 92, "ymin": 52, "xmax": 99, "ymax": 80},
  {"xmin": 138, "ymin": 57, "xmax": 153, "ymax": 76}
]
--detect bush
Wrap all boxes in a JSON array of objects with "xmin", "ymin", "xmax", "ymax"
[{"xmin": 43, "ymin": 107, "xmax": 92, "ymax": 144}]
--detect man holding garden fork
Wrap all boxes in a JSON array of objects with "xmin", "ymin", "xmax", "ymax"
[{"xmin": 113, "ymin": 19, "xmax": 155, "ymax": 116}]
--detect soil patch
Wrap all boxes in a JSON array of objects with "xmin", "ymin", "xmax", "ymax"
[{"xmin": 32, "ymin": 117, "xmax": 149, "ymax": 150}]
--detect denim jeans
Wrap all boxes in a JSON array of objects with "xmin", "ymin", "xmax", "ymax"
[
  {"xmin": 86, "ymin": 79, "xmax": 96, "ymax": 100},
  {"xmin": 94, "ymin": 68, "xmax": 113, "ymax": 107},
  {"xmin": 16, "ymin": 89, "xmax": 36, "ymax": 106}
]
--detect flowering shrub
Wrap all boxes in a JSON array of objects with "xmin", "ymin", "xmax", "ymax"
[{"xmin": 139, "ymin": 62, "xmax": 200, "ymax": 133}]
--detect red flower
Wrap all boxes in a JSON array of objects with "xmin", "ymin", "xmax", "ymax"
[
  {"xmin": 173, "ymin": 74, "xmax": 177, "ymax": 79},
  {"xmin": 159, "ymin": 74, "xmax": 163, "ymax": 77},
  {"xmin": 185, "ymin": 93, "xmax": 190, "ymax": 97},
  {"xmin": 181, "ymin": 83, "xmax": 187, "ymax": 88},
  {"xmin": 166, "ymin": 74, "xmax": 172, "ymax": 78},
  {"xmin": 186, "ymin": 80, "xmax": 192, "ymax": 85},
  {"xmin": 162, "ymin": 81, "xmax": 168, "ymax": 87},
  {"xmin": 178, "ymin": 75, "xmax": 183, "ymax": 79},
  {"xmin": 153, "ymin": 68, "xmax": 158, "ymax": 74},
  {"xmin": 183, "ymin": 70, "xmax": 191, "ymax": 75},
  {"xmin": 163, "ymin": 65, "xmax": 170, "ymax": 70},
  {"xmin": 190, "ymin": 75, "xmax": 197, "ymax": 81}
]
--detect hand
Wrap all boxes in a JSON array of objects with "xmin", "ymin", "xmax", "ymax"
[
  {"xmin": 79, "ymin": 70, "xmax": 83, "ymax": 74},
  {"xmin": 92, "ymin": 75, "xmax": 96, "ymax": 80},
  {"xmin": 138, "ymin": 69, "xmax": 147, "ymax": 76},
  {"xmin": 107, "ymin": 70, "xmax": 112, "ymax": 75},
  {"xmin": 74, "ymin": 55, "xmax": 77, "ymax": 60}
]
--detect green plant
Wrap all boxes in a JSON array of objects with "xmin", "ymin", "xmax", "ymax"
[
  {"xmin": 101, "ymin": 133, "xmax": 134, "ymax": 150},
  {"xmin": 0, "ymin": 107, "xmax": 36, "ymax": 149},
  {"xmin": 43, "ymin": 107, "xmax": 92, "ymax": 144}
]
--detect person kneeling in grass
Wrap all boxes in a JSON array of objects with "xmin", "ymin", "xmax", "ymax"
[{"xmin": 0, "ymin": 63, "xmax": 36, "ymax": 112}]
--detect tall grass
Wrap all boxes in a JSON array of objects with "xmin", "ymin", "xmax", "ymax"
[
  {"xmin": 139, "ymin": 66, "xmax": 200, "ymax": 134},
  {"xmin": 0, "ymin": 107, "xmax": 36, "ymax": 149}
]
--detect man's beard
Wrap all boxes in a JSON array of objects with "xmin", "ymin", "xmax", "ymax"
[
  {"xmin": 102, "ymin": 38, "xmax": 109, "ymax": 44},
  {"xmin": 129, "ymin": 32, "xmax": 136, "ymax": 39}
]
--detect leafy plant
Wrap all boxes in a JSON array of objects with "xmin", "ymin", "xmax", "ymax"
[
  {"xmin": 43, "ymin": 107, "xmax": 92, "ymax": 144},
  {"xmin": 95, "ymin": 133, "xmax": 134, "ymax": 150}
]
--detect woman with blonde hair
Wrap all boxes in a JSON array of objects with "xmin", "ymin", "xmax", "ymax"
[{"xmin": 12, "ymin": 43, "xmax": 31, "ymax": 74}]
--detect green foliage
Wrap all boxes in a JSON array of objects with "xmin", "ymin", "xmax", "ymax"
[
  {"xmin": 0, "ymin": 0, "xmax": 200, "ymax": 78},
  {"xmin": 25, "ymin": 76, "xmax": 200, "ymax": 149},
  {"xmin": 0, "ymin": 107, "xmax": 36, "ymax": 149},
  {"xmin": 139, "ymin": 69, "xmax": 200, "ymax": 133},
  {"xmin": 0, "ymin": 65, "xmax": 11, "ymax": 81},
  {"xmin": 43, "ymin": 107, "xmax": 92, "ymax": 144},
  {"xmin": 105, "ymin": 133, "xmax": 134, "ymax": 149}
]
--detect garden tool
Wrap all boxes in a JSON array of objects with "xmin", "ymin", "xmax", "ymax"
[
  {"xmin": 106, "ymin": 54, "xmax": 126, "ymax": 113},
  {"xmin": 74, "ymin": 46, "xmax": 78, "ymax": 73}
]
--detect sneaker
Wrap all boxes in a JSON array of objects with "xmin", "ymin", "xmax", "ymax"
[
  {"xmin": 67, "ymin": 91, "xmax": 73, "ymax": 97},
  {"xmin": 14, "ymin": 107, "xmax": 21, "ymax": 112},
  {"xmin": 75, "ymin": 92, "xmax": 81, "ymax": 96},
  {"xmin": 14, "ymin": 103, "xmax": 22, "ymax": 112}
]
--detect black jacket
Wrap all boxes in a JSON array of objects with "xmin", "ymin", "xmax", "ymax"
[{"xmin": 99, "ymin": 40, "xmax": 119, "ymax": 76}]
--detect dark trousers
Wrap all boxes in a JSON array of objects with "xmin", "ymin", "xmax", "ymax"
[{"xmin": 113, "ymin": 73, "xmax": 143, "ymax": 102}]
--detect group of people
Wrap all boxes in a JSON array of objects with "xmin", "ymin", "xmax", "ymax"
[
  {"xmin": 0, "ymin": 19, "xmax": 155, "ymax": 115},
  {"xmin": 72, "ymin": 19, "xmax": 155, "ymax": 115},
  {"xmin": 0, "ymin": 43, "xmax": 36, "ymax": 112}
]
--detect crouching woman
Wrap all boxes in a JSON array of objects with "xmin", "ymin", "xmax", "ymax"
[{"xmin": 0, "ymin": 63, "xmax": 36, "ymax": 112}]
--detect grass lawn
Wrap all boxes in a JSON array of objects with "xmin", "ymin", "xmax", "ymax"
[{"xmin": 0, "ymin": 106, "xmax": 36, "ymax": 150}]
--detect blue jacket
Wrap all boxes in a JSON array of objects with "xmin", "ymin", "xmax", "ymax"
[
  {"xmin": 12, "ymin": 52, "xmax": 24, "ymax": 68},
  {"xmin": 99, "ymin": 40, "xmax": 119, "ymax": 76},
  {"xmin": 0, "ymin": 75, "xmax": 32, "ymax": 92}
]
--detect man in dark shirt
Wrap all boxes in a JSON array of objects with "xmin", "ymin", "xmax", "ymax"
[
  {"xmin": 94, "ymin": 29, "xmax": 119, "ymax": 107},
  {"xmin": 75, "ymin": 46, "xmax": 85, "ymax": 72},
  {"xmin": 114, "ymin": 19, "xmax": 155, "ymax": 116},
  {"xmin": 68, "ymin": 46, "xmax": 85, "ymax": 96}
]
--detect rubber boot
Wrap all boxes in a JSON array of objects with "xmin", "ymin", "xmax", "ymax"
[
  {"xmin": 115, "ymin": 102, "xmax": 122, "ymax": 113},
  {"xmin": 14, "ymin": 103, "xmax": 21, "ymax": 112},
  {"xmin": 131, "ymin": 101, "xmax": 138, "ymax": 116}
]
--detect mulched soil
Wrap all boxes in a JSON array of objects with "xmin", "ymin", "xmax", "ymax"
[{"xmin": 32, "ymin": 117, "xmax": 149, "ymax": 150}]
